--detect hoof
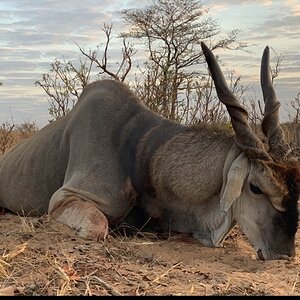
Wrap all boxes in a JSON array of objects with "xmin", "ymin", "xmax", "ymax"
[
  {"xmin": 50, "ymin": 196, "xmax": 109, "ymax": 242},
  {"xmin": 76, "ymin": 209, "xmax": 109, "ymax": 241}
]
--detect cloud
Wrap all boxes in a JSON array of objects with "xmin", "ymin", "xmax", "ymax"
[
  {"xmin": 0, "ymin": 0, "xmax": 299, "ymax": 127},
  {"xmin": 204, "ymin": 0, "xmax": 272, "ymax": 6},
  {"xmin": 0, "ymin": 0, "xmax": 131, "ymax": 126},
  {"xmin": 202, "ymin": 0, "xmax": 272, "ymax": 14},
  {"xmin": 285, "ymin": 0, "xmax": 300, "ymax": 16}
]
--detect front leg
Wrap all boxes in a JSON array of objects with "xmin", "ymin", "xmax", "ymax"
[{"xmin": 49, "ymin": 191, "xmax": 108, "ymax": 241}]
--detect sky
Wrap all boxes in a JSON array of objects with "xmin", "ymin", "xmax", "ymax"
[{"xmin": 0, "ymin": 0, "xmax": 299, "ymax": 128}]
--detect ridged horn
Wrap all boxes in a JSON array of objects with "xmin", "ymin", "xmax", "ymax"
[
  {"xmin": 201, "ymin": 42, "xmax": 271, "ymax": 161},
  {"xmin": 260, "ymin": 46, "xmax": 292, "ymax": 162}
]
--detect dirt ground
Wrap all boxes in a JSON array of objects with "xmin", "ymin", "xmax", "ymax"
[{"xmin": 0, "ymin": 212, "xmax": 299, "ymax": 296}]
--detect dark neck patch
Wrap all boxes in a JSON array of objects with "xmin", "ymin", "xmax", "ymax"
[{"xmin": 274, "ymin": 164, "xmax": 300, "ymax": 237}]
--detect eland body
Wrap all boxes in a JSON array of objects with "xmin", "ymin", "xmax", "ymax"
[{"xmin": 0, "ymin": 43, "xmax": 299, "ymax": 260}]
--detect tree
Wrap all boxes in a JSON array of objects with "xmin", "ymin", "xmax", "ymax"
[
  {"xmin": 35, "ymin": 57, "xmax": 93, "ymax": 122},
  {"xmin": 0, "ymin": 120, "xmax": 38, "ymax": 155},
  {"xmin": 37, "ymin": 0, "xmax": 247, "ymax": 123},
  {"xmin": 286, "ymin": 91, "xmax": 300, "ymax": 155},
  {"xmin": 290, "ymin": 91, "xmax": 300, "ymax": 123},
  {"xmin": 120, "ymin": 0, "xmax": 247, "ymax": 122},
  {"xmin": 0, "ymin": 122, "xmax": 15, "ymax": 154},
  {"xmin": 35, "ymin": 24, "xmax": 136, "ymax": 122},
  {"xmin": 78, "ymin": 23, "xmax": 136, "ymax": 83}
]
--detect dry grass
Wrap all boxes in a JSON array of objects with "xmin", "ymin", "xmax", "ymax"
[
  {"xmin": 0, "ymin": 122, "xmax": 300, "ymax": 295},
  {"xmin": 0, "ymin": 213, "xmax": 300, "ymax": 296},
  {"xmin": 0, "ymin": 121, "xmax": 38, "ymax": 156}
]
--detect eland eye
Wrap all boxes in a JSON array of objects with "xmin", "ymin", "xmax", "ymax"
[{"xmin": 250, "ymin": 183, "xmax": 263, "ymax": 195}]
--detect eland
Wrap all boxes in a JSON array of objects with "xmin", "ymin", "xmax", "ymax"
[{"xmin": 0, "ymin": 42, "xmax": 299, "ymax": 260}]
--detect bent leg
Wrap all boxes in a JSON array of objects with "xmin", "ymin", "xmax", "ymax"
[{"xmin": 49, "ymin": 191, "xmax": 108, "ymax": 241}]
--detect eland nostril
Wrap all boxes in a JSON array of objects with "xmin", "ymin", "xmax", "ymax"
[{"xmin": 257, "ymin": 249, "xmax": 265, "ymax": 261}]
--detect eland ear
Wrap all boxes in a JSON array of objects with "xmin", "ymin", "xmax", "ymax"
[{"xmin": 220, "ymin": 153, "xmax": 250, "ymax": 212}]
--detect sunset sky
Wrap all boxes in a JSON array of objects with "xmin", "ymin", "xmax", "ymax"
[{"xmin": 0, "ymin": 0, "xmax": 299, "ymax": 128}]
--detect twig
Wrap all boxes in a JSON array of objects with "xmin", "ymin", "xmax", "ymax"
[
  {"xmin": 290, "ymin": 272, "xmax": 299, "ymax": 295},
  {"xmin": 224, "ymin": 278, "xmax": 231, "ymax": 293},
  {"xmin": 103, "ymin": 246, "xmax": 115, "ymax": 261},
  {"xmin": 122, "ymin": 241, "xmax": 156, "ymax": 246},
  {"xmin": 91, "ymin": 275, "xmax": 122, "ymax": 296},
  {"xmin": 152, "ymin": 262, "xmax": 182, "ymax": 283}
]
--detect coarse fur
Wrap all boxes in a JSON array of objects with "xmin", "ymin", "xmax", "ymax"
[{"xmin": 0, "ymin": 43, "xmax": 299, "ymax": 260}]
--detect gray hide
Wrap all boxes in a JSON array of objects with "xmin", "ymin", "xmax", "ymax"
[
  {"xmin": 0, "ymin": 79, "xmax": 234, "ymax": 234},
  {"xmin": 0, "ymin": 43, "xmax": 299, "ymax": 261},
  {"xmin": 0, "ymin": 80, "xmax": 185, "ymax": 220}
]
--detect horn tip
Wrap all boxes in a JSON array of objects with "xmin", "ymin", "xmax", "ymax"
[
  {"xmin": 201, "ymin": 42, "xmax": 208, "ymax": 52},
  {"xmin": 261, "ymin": 46, "xmax": 270, "ymax": 68},
  {"xmin": 201, "ymin": 42, "xmax": 211, "ymax": 60},
  {"xmin": 263, "ymin": 46, "xmax": 270, "ymax": 56}
]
